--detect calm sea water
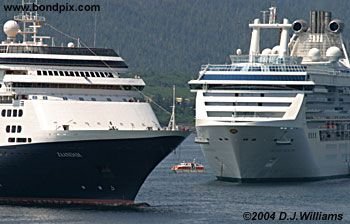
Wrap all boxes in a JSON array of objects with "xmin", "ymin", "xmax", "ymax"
[{"xmin": 1, "ymin": 134, "xmax": 350, "ymax": 224}]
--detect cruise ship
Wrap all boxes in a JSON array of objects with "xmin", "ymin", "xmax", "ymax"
[
  {"xmin": 0, "ymin": 1, "xmax": 188, "ymax": 206},
  {"xmin": 189, "ymin": 8, "xmax": 350, "ymax": 182}
]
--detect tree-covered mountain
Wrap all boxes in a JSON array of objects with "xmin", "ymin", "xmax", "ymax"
[{"xmin": 1, "ymin": 0, "xmax": 350, "ymax": 125}]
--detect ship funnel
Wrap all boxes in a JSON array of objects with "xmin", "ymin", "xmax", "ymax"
[
  {"xmin": 328, "ymin": 19, "xmax": 344, "ymax": 33},
  {"xmin": 292, "ymin": 20, "xmax": 308, "ymax": 33},
  {"xmin": 310, "ymin": 11, "xmax": 332, "ymax": 33}
]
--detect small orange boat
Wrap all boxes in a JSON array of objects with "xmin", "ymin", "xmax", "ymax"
[{"xmin": 171, "ymin": 160, "xmax": 204, "ymax": 173}]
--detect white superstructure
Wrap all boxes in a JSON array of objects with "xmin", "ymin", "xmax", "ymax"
[{"xmin": 189, "ymin": 8, "xmax": 350, "ymax": 181}]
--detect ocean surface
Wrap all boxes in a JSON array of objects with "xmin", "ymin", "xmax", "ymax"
[{"xmin": 1, "ymin": 134, "xmax": 350, "ymax": 224}]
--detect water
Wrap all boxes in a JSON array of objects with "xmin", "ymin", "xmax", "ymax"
[{"xmin": 1, "ymin": 134, "xmax": 350, "ymax": 223}]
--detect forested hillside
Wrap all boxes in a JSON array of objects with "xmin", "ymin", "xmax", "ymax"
[{"xmin": 1, "ymin": 0, "xmax": 350, "ymax": 125}]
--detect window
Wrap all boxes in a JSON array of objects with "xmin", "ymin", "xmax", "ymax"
[
  {"xmin": 32, "ymin": 96, "xmax": 38, "ymax": 100},
  {"xmin": 7, "ymin": 109, "xmax": 11, "ymax": 117},
  {"xmin": 91, "ymin": 97, "xmax": 96, "ymax": 101},
  {"xmin": 75, "ymin": 71, "xmax": 80, "ymax": 77},
  {"xmin": 1, "ymin": 110, "xmax": 5, "ymax": 117},
  {"xmin": 106, "ymin": 98, "xmax": 112, "ymax": 102},
  {"xmin": 64, "ymin": 71, "xmax": 69, "ymax": 76},
  {"xmin": 43, "ymin": 96, "xmax": 48, "ymax": 100},
  {"xmin": 19, "ymin": 109, "xmax": 23, "ymax": 117},
  {"xmin": 99, "ymin": 72, "xmax": 105, "ymax": 77},
  {"xmin": 16, "ymin": 138, "xmax": 26, "ymax": 143},
  {"xmin": 11, "ymin": 126, "xmax": 16, "ymax": 133},
  {"xmin": 95, "ymin": 72, "xmax": 100, "ymax": 77},
  {"xmin": 80, "ymin": 71, "xmax": 85, "ymax": 77},
  {"xmin": 63, "ymin": 97, "xmax": 68, "ymax": 100},
  {"xmin": 13, "ymin": 110, "xmax": 17, "ymax": 117},
  {"xmin": 69, "ymin": 71, "xmax": 74, "ymax": 77},
  {"xmin": 90, "ymin": 72, "xmax": 95, "ymax": 77},
  {"xmin": 28, "ymin": 138, "xmax": 32, "ymax": 143},
  {"xmin": 85, "ymin": 71, "xmax": 90, "ymax": 77},
  {"xmin": 37, "ymin": 70, "xmax": 42, "ymax": 75},
  {"xmin": 108, "ymin": 72, "xmax": 113, "ymax": 78},
  {"xmin": 43, "ymin": 70, "xmax": 48, "ymax": 76},
  {"xmin": 17, "ymin": 126, "xmax": 22, "ymax": 133},
  {"xmin": 79, "ymin": 97, "xmax": 84, "ymax": 101},
  {"xmin": 54, "ymin": 71, "xmax": 59, "ymax": 76},
  {"xmin": 59, "ymin": 71, "xmax": 64, "ymax": 76},
  {"xmin": 5, "ymin": 126, "xmax": 10, "ymax": 133},
  {"xmin": 48, "ymin": 71, "xmax": 53, "ymax": 76},
  {"xmin": 8, "ymin": 138, "xmax": 15, "ymax": 143}
]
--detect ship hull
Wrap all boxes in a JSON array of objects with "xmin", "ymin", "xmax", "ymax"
[
  {"xmin": 197, "ymin": 125, "xmax": 350, "ymax": 182},
  {"xmin": 0, "ymin": 133, "xmax": 187, "ymax": 206}
]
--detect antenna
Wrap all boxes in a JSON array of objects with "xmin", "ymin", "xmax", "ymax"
[
  {"xmin": 93, "ymin": 0, "xmax": 97, "ymax": 47},
  {"xmin": 168, "ymin": 85, "xmax": 176, "ymax": 131}
]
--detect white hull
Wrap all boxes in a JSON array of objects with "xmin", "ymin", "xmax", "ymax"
[{"xmin": 197, "ymin": 123, "xmax": 350, "ymax": 181}]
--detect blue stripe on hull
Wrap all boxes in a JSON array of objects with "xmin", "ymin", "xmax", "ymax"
[{"xmin": 0, "ymin": 135, "xmax": 186, "ymax": 204}]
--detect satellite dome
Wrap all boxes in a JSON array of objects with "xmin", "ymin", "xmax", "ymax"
[
  {"xmin": 261, "ymin": 48, "xmax": 272, "ymax": 55},
  {"xmin": 271, "ymin": 45, "xmax": 280, "ymax": 54},
  {"xmin": 3, "ymin": 20, "xmax": 19, "ymax": 38},
  {"xmin": 308, "ymin": 48, "xmax": 321, "ymax": 62},
  {"xmin": 236, "ymin": 49, "xmax": 242, "ymax": 55},
  {"xmin": 326, "ymin": 46, "xmax": 342, "ymax": 62},
  {"xmin": 67, "ymin": 42, "xmax": 75, "ymax": 48}
]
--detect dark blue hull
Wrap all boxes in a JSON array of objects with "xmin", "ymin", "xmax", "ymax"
[{"xmin": 0, "ymin": 135, "xmax": 186, "ymax": 206}]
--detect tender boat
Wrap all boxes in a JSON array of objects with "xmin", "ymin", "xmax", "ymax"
[{"xmin": 171, "ymin": 160, "xmax": 205, "ymax": 173}]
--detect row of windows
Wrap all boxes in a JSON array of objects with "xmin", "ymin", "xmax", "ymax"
[
  {"xmin": 1, "ymin": 46, "xmax": 119, "ymax": 57},
  {"xmin": 0, "ymin": 58, "xmax": 127, "ymax": 68},
  {"xmin": 1, "ymin": 109, "xmax": 23, "ymax": 117},
  {"xmin": 205, "ymin": 65, "xmax": 307, "ymax": 72},
  {"xmin": 32, "ymin": 95, "xmax": 137, "ymax": 102},
  {"xmin": 12, "ymin": 82, "xmax": 144, "ymax": 91},
  {"xmin": 5, "ymin": 125, "xmax": 22, "ymax": 133},
  {"xmin": 201, "ymin": 75, "xmax": 307, "ymax": 81},
  {"xmin": 8, "ymin": 137, "xmax": 32, "ymax": 143},
  {"xmin": 37, "ymin": 70, "xmax": 114, "ymax": 78}
]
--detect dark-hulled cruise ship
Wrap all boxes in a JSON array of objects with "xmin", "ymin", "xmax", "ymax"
[{"xmin": 0, "ymin": 0, "xmax": 188, "ymax": 206}]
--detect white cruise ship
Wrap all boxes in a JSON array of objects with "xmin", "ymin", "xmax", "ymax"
[
  {"xmin": 189, "ymin": 8, "xmax": 350, "ymax": 182},
  {"xmin": 0, "ymin": 1, "xmax": 188, "ymax": 206}
]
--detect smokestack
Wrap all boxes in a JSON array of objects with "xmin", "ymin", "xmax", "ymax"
[
  {"xmin": 324, "ymin": 11, "xmax": 332, "ymax": 30},
  {"xmin": 310, "ymin": 11, "xmax": 317, "ymax": 33}
]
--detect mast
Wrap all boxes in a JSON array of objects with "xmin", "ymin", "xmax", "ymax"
[
  {"xmin": 14, "ymin": 0, "xmax": 46, "ymax": 44},
  {"xmin": 168, "ymin": 85, "xmax": 176, "ymax": 131}
]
